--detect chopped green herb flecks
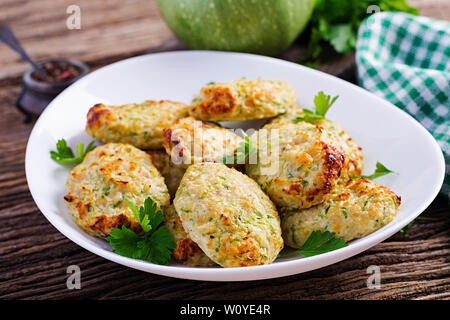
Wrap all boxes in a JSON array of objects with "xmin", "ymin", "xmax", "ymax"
[{"xmin": 341, "ymin": 207, "xmax": 348, "ymax": 219}]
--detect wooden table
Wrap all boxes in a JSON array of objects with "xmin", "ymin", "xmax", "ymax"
[{"xmin": 1, "ymin": 0, "xmax": 449, "ymax": 300}]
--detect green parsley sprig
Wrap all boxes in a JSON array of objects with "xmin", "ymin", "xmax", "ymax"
[
  {"xmin": 293, "ymin": 91, "xmax": 339, "ymax": 124},
  {"xmin": 107, "ymin": 197, "xmax": 176, "ymax": 265},
  {"xmin": 354, "ymin": 162, "xmax": 396, "ymax": 180},
  {"xmin": 50, "ymin": 138, "xmax": 96, "ymax": 165},
  {"xmin": 222, "ymin": 131, "xmax": 258, "ymax": 165},
  {"xmin": 303, "ymin": 0, "xmax": 418, "ymax": 63},
  {"xmin": 280, "ymin": 230, "xmax": 348, "ymax": 258}
]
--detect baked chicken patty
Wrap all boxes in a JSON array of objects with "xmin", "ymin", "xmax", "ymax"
[
  {"xmin": 163, "ymin": 116, "xmax": 243, "ymax": 167},
  {"xmin": 281, "ymin": 178, "xmax": 401, "ymax": 248},
  {"xmin": 86, "ymin": 100, "xmax": 189, "ymax": 149},
  {"xmin": 246, "ymin": 121, "xmax": 345, "ymax": 209},
  {"xmin": 268, "ymin": 108, "xmax": 363, "ymax": 179},
  {"xmin": 189, "ymin": 78, "xmax": 296, "ymax": 121},
  {"xmin": 174, "ymin": 163, "xmax": 284, "ymax": 267},
  {"xmin": 145, "ymin": 150, "xmax": 185, "ymax": 199},
  {"xmin": 163, "ymin": 205, "xmax": 215, "ymax": 267},
  {"xmin": 64, "ymin": 143, "xmax": 170, "ymax": 237}
]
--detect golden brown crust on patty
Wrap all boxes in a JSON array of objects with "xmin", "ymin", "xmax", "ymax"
[
  {"xmin": 268, "ymin": 108, "xmax": 363, "ymax": 179},
  {"xmin": 174, "ymin": 163, "xmax": 283, "ymax": 268},
  {"xmin": 173, "ymin": 238, "xmax": 197, "ymax": 261},
  {"xmin": 162, "ymin": 117, "xmax": 243, "ymax": 167},
  {"xmin": 163, "ymin": 204, "xmax": 215, "ymax": 267},
  {"xmin": 190, "ymin": 78, "xmax": 297, "ymax": 121},
  {"xmin": 65, "ymin": 143, "xmax": 170, "ymax": 237},
  {"xmin": 86, "ymin": 100, "xmax": 189, "ymax": 149},
  {"xmin": 86, "ymin": 103, "xmax": 111, "ymax": 129},
  {"xmin": 281, "ymin": 178, "xmax": 400, "ymax": 248},
  {"xmin": 246, "ymin": 122, "xmax": 346, "ymax": 209}
]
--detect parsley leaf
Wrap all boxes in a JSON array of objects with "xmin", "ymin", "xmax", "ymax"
[
  {"xmin": 354, "ymin": 162, "xmax": 396, "ymax": 180},
  {"xmin": 222, "ymin": 131, "xmax": 258, "ymax": 165},
  {"xmin": 293, "ymin": 91, "xmax": 339, "ymax": 124},
  {"xmin": 107, "ymin": 226, "xmax": 143, "ymax": 259},
  {"xmin": 302, "ymin": 0, "xmax": 418, "ymax": 63},
  {"xmin": 50, "ymin": 138, "xmax": 96, "ymax": 165},
  {"xmin": 293, "ymin": 109, "xmax": 325, "ymax": 123},
  {"xmin": 314, "ymin": 91, "xmax": 339, "ymax": 117},
  {"xmin": 107, "ymin": 197, "xmax": 175, "ymax": 265},
  {"xmin": 300, "ymin": 230, "xmax": 348, "ymax": 257},
  {"xmin": 125, "ymin": 197, "xmax": 163, "ymax": 233},
  {"xmin": 280, "ymin": 230, "xmax": 348, "ymax": 257},
  {"xmin": 324, "ymin": 24, "xmax": 356, "ymax": 54},
  {"xmin": 141, "ymin": 227, "xmax": 176, "ymax": 265}
]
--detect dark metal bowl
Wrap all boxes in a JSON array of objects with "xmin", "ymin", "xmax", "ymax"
[{"xmin": 17, "ymin": 59, "xmax": 90, "ymax": 121}]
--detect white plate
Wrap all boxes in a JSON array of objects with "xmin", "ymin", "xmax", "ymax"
[{"xmin": 26, "ymin": 51, "xmax": 445, "ymax": 281}]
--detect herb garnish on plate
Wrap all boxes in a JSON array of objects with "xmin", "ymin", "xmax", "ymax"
[
  {"xmin": 293, "ymin": 91, "xmax": 339, "ymax": 124},
  {"xmin": 50, "ymin": 138, "xmax": 95, "ymax": 165},
  {"xmin": 107, "ymin": 197, "xmax": 176, "ymax": 265},
  {"xmin": 280, "ymin": 230, "xmax": 348, "ymax": 257},
  {"xmin": 354, "ymin": 162, "xmax": 396, "ymax": 180}
]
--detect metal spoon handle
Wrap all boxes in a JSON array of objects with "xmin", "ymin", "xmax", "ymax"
[{"xmin": 0, "ymin": 22, "xmax": 47, "ymax": 78}]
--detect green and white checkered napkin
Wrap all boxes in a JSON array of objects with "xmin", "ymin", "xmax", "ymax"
[{"xmin": 356, "ymin": 12, "xmax": 450, "ymax": 199}]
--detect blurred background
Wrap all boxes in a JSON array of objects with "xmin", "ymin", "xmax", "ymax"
[{"xmin": 1, "ymin": 0, "xmax": 448, "ymax": 82}]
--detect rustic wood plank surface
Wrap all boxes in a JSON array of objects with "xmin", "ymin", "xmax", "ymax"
[{"xmin": 0, "ymin": 0, "xmax": 449, "ymax": 300}]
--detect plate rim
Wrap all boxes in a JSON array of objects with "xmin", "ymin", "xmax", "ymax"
[{"xmin": 25, "ymin": 50, "xmax": 446, "ymax": 281}]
